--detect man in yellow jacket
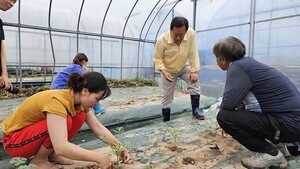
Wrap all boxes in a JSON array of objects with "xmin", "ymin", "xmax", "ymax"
[{"xmin": 153, "ymin": 16, "xmax": 204, "ymax": 122}]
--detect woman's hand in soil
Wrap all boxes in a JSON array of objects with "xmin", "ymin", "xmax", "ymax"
[
  {"xmin": 97, "ymin": 154, "xmax": 114, "ymax": 169},
  {"xmin": 120, "ymin": 150, "xmax": 130, "ymax": 163}
]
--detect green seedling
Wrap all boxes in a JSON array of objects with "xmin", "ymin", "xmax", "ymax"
[
  {"xmin": 99, "ymin": 127, "xmax": 127, "ymax": 169},
  {"xmin": 112, "ymin": 127, "xmax": 125, "ymax": 135},
  {"xmin": 9, "ymin": 157, "xmax": 37, "ymax": 169},
  {"xmin": 111, "ymin": 142, "xmax": 127, "ymax": 168},
  {"xmin": 164, "ymin": 127, "xmax": 184, "ymax": 148}
]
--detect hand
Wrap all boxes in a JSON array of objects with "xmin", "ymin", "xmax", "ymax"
[
  {"xmin": 120, "ymin": 150, "xmax": 130, "ymax": 164},
  {"xmin": 189, "ymin": 72, "xmax": 198, "ymax": 83},
  {"xmin": 216, "ymin": 127, "xmax": 228, "ymax": 137},
  {"xmin": 1, "ymin": 74, "xmax": 11, "ymax": 90},
  {"xmin": 161, "ymin": 70, "xmax": 174, "ymax": 82},
  {"xmin": 97, "ymin": 154, "xmax": 114, "ymax": 169},
  {"xmin": 221, "ymin": 129, "xmax": 228, "ymax": 137},
  {"xmin": 0, "ymin": 77, "xmax": 4, "ymax": 88}
]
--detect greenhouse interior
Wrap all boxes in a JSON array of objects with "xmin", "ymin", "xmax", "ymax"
[{"xmin": 1, "ymin": 0, "xmax": 300, "ymax": 168}]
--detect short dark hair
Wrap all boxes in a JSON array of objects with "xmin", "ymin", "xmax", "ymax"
[
  {"xmin": 73, "ymin": 53, "xmax": 88, "ymax": 65},
  {"xmin": 213, "ymin": 36, "xmax": 246, "ymax": 62},
  {"xmin": 170, "ymin": 17, "xmax": 189, "ymax": 31},
  {"xmin": 67, "ymin": 71, "xmax": 111, "ymax": 99}
]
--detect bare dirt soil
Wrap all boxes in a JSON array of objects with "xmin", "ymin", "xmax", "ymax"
[
  {"xmin": 54, "ymin": 90, "xmax": 245, "ymax": 169},
  {"xmin": 60, "ymin": 130, "xmax": 244, "ymax": 169},
  {"xmin": 2, "ymin": 87, "xmax": 246, "ymax": 169}
]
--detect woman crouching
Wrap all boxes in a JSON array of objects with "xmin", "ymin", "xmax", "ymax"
[{"xmin": 2, "ymin": 72, "xmax": 129, "ymax": 169}]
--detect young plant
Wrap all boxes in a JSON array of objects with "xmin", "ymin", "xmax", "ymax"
[
  {"xmin": 99, "ymin": 127, "xmax": 127, "ymax": 169},
  {"xmin": 110, "ymin": 142, "xmax": 127, "ymax": 168},
  {"xmin": 9, "ymin": 157, "xmax": 37, "ymax": 169},
  {"xmin": 112, "ymin": 127, "xmax": 125, "ymax": 135},
  {"xmin": 164, "ymin": 127, "xmax": 184, "ymax": 149}
]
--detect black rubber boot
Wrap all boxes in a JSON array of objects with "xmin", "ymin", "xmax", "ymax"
[
  {"xmin": 162, "ymin": 108, "xmax": 171, "ymax": 122},
  {"xmin": 190, "ymin": 95, "xmax": 205, "ymax": 120}
]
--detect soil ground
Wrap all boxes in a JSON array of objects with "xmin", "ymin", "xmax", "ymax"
[
  {"xmin": 56, "ymin": 90, "xmax": 245, "ymax": 169},
  {"xmin": 3, "ymin": 87, "xmax": 297, "ymax": 169},
  {"xmin": 61, "ymin": 130, "xmax": 244, "ymax": 169}
]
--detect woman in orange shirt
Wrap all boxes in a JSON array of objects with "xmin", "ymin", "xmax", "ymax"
[{"xmin": 2, "ymin": 72, "xmax": 129, "ymax": 169}]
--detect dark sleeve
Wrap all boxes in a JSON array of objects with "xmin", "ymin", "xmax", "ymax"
[
  {"xmin": 0, "ymin": 19, "xmax": 4, "ymax": 75},
  {"xmin": 220, "ymin": 65, "xmax": 252, "ymax": 110},
  {"xmin": 0, "ymin": 19, "xmax": 5, "ymax": 40}
]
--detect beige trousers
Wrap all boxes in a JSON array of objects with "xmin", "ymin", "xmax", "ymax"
[{"xmin": 161, "ymin": 65, "xmax": 201, "ymax": 108}]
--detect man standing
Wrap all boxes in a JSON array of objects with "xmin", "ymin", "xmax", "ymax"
[
  {"xmin": 153, "ymin": 16, "xmax": 204, "ymax": 122},
  {"xmin": 213, "ymin": 36, "xmax": 300, "ymax": 168},
  {"xmin": 0, "ymin": 0, "xmax": 16, "ymax": 90}
]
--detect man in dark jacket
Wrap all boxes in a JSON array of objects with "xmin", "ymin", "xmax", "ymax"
[{"xmin": 213, "ymin": 36, "xmax": 300, "ymax": 168}]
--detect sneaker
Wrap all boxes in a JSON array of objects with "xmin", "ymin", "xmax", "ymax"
[
  {"xmin": 267, "ymin": 140, "xmax": 291, "ymax": 157},
  {"xmin": 274, "ymin": 143, "xmax": 290, "ymax": 157},
  {"xmin": 241, "ymin": 151, "xmax": 287, "ymax": 169}
]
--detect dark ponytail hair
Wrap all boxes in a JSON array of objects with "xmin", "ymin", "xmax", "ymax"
[
  {"xmin": 73, "ymin": 53, "xmax": 88, "ymax": 65},
  {"xmin": 67, "ymin": 72, "xmax": 111, "ymax": 98}
]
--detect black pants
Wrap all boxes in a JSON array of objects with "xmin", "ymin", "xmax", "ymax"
[{"xmin": 217, "ymin": 109, "xmax": 300, "ymax": 153}]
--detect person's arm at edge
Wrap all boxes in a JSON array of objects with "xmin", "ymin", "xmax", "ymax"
[{"xmin": 1, "ymin": 41, "xmax": 11, "ymax": 90}]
